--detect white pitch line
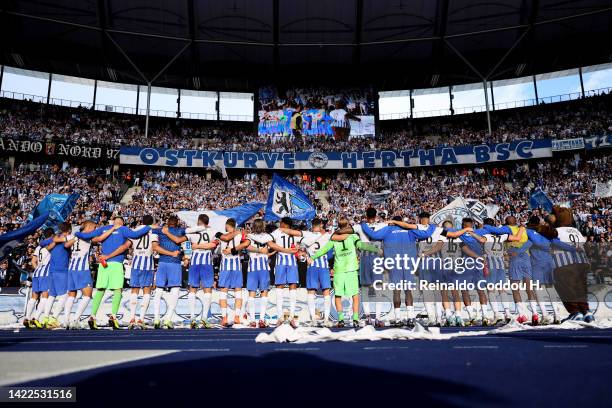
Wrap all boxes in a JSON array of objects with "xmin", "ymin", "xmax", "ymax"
[
  {"xmin": 273, "ymin": 348, "xmax": 320, "ymax": 351},
  {"xmin": 0, "ymin": 338, "xmax": 253, "ymax": 345},
  {"xmin": 543, "ymin": 345, "xmax": 588, "ymax": 349},
  {"xmin": 453, "ymin": 346, "xmax": 499, "ymax": 349}
]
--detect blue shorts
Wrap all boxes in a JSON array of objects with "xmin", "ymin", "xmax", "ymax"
[
  {"xmin": 131, "ymin": 269, "xmax": 154, "ymax": 288},
  {"xmin": 531, "ymin": 260, "xmax": 555, "ymax": 285},
  {"xmin": 156, "ymin": 262, "xmax": 182, "ymax": 288},
  {"xmin": 306, "ymin": 266, "xmax": 331, "ymax": 290},
  {"xmin": 247, "ymin": 269, "xmax": 270, "ymax": 292},
  {"xmin": 509, "ymin": 261, "xmax": 533, "ymax": 281},
  {"xmin": 274, "ymin": 265, "xmax": 299, "ymax": 285},
  {"xmin": 49, "ymin": 271, "xmax": 69, "ymax": 297},
  {"xmin": 487, "ymin": 267, "xmax": 506, "ymax": 284},
  {"xmin": 188, "ymin": 264, "xmax": 214, "ymax": 288},
  {"xmin": 219, "ymin": 269, "xmax": 243, "ymax": 289},
  {"xmin": 68, "ymin": 269, "xmax": 93, "ymax": 291},
  {"xmin": 32, "ymin": 276, "xmax": 50, "ymax": 293},
  {"xmin": 359, "ymin": 252, "xmax": 377, "ymax": 286},
  {"xmin": 389, "ymin": 269, "xmax": 415, "ymax": 285}
]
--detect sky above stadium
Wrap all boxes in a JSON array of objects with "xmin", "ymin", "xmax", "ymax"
[{"xmin": 2, "ymin": 64, "xmax": 612, "ymax": 121}]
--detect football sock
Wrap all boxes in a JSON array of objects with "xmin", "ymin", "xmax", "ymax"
[
  {"xmin": 64, "ymin": 295, "xmax": 75, "ymax": 323},
  {"xmin": 323, "ymin": 295, "xmax": 331, "ymax": 320},
  {"xmin": 74, "ymin": 296, "xmax": 90, "ymax": 323},
  {"xmin": 153, "ymin": 288, "xmax": 164, "ymax": 321},
  {"xmin": 201, "ymin": 292, "xmax": 212, "ymax": 320},
  {"xmin": 276, "ymin": 288, "xmax": 284, "ymax": 320},
  {"xmin": 338, "ymin": 312, "xmax": 345, "ymax": 322},
  {"xmin": 187, "ymin": 292, "xmax": 196, "ymax": 320},
  {"xmin": 406, "ymin": 305, "xmax": 415, "ymax": 319},
  {"xmin": 52, "ymin": 294, "xmax": 67, "ymax": 318},
  {"xmin": 394, "ymin": 307, "xmax": 401, "ymax": 321},
  {"xmin": 289, "ymin": 289, "xmax": 297, "ymax": 317},
  {"xmin": 44, "ymin": 295, "xmax": 56, "ymax": 318},
  {"xmin": 248, "ymin": 297, "xmax": 256, "ymax": 321},
  {"xmin": 139, "ymin": 293, "xmax": 151, "ymax": 321},
  {"xmin": 33, "ymin": 297, "xmax": 47, "ymax": 320},
  {"xmin": 259, "ymin": 295, "xmax": 268, "ymax": 321},
  {"xmin": 234, "ymin": 290, "xmax": 242, "ymax": 318},
  {"xmin": 91, "ymin": 290, "xmax": 104, "ymax": 317},
  {"xmin": 25, "ymin": 298, "xmax": 36, "ymax": 319},
  {"xmin": 165, "ymin": 287, "xmax": 180, "ymax": 320},
  {"xmin": 219, "ymin": 291, "xmax": 227, "ymax": 318},
  {"xmin": 307, "ymin": 293, "xmax": 316, "ymax": 321},
  {"xmin": 352, "ymin": 312, "xmax": 359, "ymax": 321},
  {"xmin": 111, "ymin": 289, "xmax": 122, "ymax": 316},
  {"xmin": 129, "ymin": 292, "xmax": 139, "ymax": 320}
]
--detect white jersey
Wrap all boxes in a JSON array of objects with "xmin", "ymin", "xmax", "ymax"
[
  {"xmin": 353, "ymin": 222, "xmax": 385, "ymax": 250},
  {"xmin": 440, "ymin": 235, "xmax": 462, "ymax": 260},
  {"xmin": 67, "ymin": 234, "xmax": 92, "ymax": 271},
  {"xmin": 220, "ymin": 232, "xmax": 243, "ymax": 272},
  {"xmin": 483, "ymin": 233, "xmax": 509, "ymax": 270},
  {"xmin": 271, "ymin": 228, "xmax": 298, "ymax": 267},
  {"xmin": 300, "ymin": 231, "xmax": 331, "ymax": 268},
  {"xmin": 187, "ymin": 227, "xmax": 216, "ymax": 266},
  {"xmin": 129, "ymin": 229, "xmax": 159, "ymax": 271},
  {"xmin": 32, "ymin": 245, "xmax": 51, "ymax": 278},
  {"xmin": 553, "ymin": 227, "xmax": 588, "ymax": 267},
  {"xmin": 417, "ymin": 226, "xmax": 447, "ymax": 257},
  {"xmin": 247, "ymin": 233, "xmax": 274, "ymax": 271}
]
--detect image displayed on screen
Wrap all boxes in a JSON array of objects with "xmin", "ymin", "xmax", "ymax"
[{"xmin": 257, "ymin": 86, "xmax": 375, "ymax": 140}]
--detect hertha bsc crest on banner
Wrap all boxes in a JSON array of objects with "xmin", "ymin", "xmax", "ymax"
[
  {"xmin": 272, "ymin": 189, "xmax": 311, "ymax": 218},
  {"xmin": 265, "ymin": 174, "xmax": 316, "ymax": 221}
]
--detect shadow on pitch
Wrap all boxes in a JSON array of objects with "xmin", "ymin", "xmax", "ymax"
[{"xmin": 22, "ymin": 351, "xmax": 503, "ymax": 407}]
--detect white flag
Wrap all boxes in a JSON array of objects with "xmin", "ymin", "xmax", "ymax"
[{"xmin": 594, "ymin": 181, "xmax": 612, "ymax": 198}]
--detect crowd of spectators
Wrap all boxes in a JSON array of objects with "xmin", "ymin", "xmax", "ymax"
[
  {"xmin": 0, "ymin": 152, "xmax": 609, "ymax": 245},
  {"xmin": 1, "ymin": 91, "xmax": 610, "ymax": 152}
]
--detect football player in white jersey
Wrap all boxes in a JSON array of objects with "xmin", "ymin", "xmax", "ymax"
[
  {"xmin": 184, "ymin": 214, "xmax": 219, "ymax": 329},
  {"xmin": 550, "ymin": 208, "xmax": 591, "ymax": 322},
  {"xmin": 270, "ymin": 217, "xmax": 303, "ymax": 327},
  {"xmin": 24, "ymin": 228, "xmax": 55, "ymax": 329},
  {"xmin": 218, "ymin": 218, "xmax": 250, "ymax": 327},
  {"xmin": 62, "ymin": 220, "xmax": 116, "ymax": 329},
  {"xmin": 482, "ymin": 218, "xmax": 512, "ymax": 324},
  {"xmin": 117, "ymin": 215, "xmax": 159, "ymax": 329},
  {"xmin": 244, "ymin": 219, "xmax": 275, "ymax": 328},
  {"xmin": 282, "ymin": 218, "xmax": 333, "ymax": 326}
]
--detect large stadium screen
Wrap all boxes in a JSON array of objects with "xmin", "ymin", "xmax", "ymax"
[{"xmin": 257, "ymin": 86, "xmax": 376, "ymax": 139}]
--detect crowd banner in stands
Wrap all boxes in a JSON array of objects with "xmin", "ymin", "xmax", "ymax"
[
  {"xmin": 584, "ymin": 134, "xmax": 612, "ymax": 150},
  {"xmin": 120, "ymin": 139, "xmax": 554, "ymax": 170},
  {"xmin": 551, "ymin": 137, "xmax": 585, "ymax": 151},
  {"xmin": 0, "ymin": 137, "xmax": 120, "ymax": 160}
]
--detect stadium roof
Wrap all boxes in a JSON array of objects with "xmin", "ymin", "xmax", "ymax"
[{"xmin": 2, "ymin": 0, "xmax": 612, "ymax": 91}]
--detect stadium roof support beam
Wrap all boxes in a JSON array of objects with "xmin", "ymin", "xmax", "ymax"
[
  {"xmin": 352, "ymin": 0, "xmax": 364, "ymax": 65},
  {"xmin": 273, "ymin": 0, "xmax": 280, "ymax": 68},
  {"xmin": 105, "ymin": 31, "xmax": 191, "ymax": 137}
]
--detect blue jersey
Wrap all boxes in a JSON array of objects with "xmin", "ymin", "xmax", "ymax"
[
  {"xmin": 40, "ymin": 236, "xmax": 70, "ymax": 273},
  {"xmin": 526, "ymin": 229, "xmax": 576, "ymax": 264},
  {"xmin": 153, "ymin": 227, "xmax": 185, "ymax": 264},
  {"xmin": 360, "ymin": 223, "xmax": 435, "ymax": 259},
  {"xmin": 77, "ymin": 225, "xmax": 151, "ymax": 263}
]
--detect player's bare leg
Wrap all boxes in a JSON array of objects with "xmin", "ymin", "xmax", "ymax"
[{"xmin": 404, "ymin": 289, "xmax": 415, "ymax": 327}]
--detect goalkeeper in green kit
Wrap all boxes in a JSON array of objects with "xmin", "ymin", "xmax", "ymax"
[{"xmin": 308, "ymin": 218, "xmax": 381, "ymax": 328}]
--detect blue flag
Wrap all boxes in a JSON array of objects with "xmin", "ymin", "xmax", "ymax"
[
  {"xmin": 529, "ymin": 190, "xmax": 553, "ymax": 212},
  {"xmin": 216, "ymin": 202, "xmax": 265, "ymax": 226},
  {"xmin": 264, "ymin": 174, "xmax": 316, "ymax": 222},
  {"xmin": 0, "ymin": 212, "xmax": 49, "ymax": 260},
  {"xmin": 29, "ymin": 193, "xmax": 80, "ymax": 230}
]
